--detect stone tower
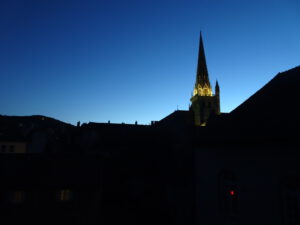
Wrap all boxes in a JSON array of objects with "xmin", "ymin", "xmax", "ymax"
[{"xmin": 190, "ymin": 33, "xmax": 220, "ymax": 126}]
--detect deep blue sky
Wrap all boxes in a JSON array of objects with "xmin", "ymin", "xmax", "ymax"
[{"xmin": 1, "ymin": 0, "xmax": 300, "ymax": 125}]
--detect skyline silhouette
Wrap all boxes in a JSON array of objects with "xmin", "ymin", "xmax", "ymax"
[
  {"xmin": 1, "ymin": 0, "xmax": 300, "ymax": 125},
  {"xmin": 1, "ymin": 64, "xmax": 300, "ymax": 225}
]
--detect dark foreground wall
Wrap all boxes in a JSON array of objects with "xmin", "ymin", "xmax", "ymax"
[{"xmin": 0, "ymin": 147, "xmax": 195, "ymax": 225}]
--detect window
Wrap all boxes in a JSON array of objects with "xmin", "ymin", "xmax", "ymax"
[
  {"xmin": 56, "ymin": 189, "xmax": 72, "ymax": 202},
  {"xmin": 1, "ymin": 145, "xmax": 6, "ymax": 153},
  {"xmin": 286, "ymin": 194, "xmax": 299, "ymax": 225},
  {"xmin": 10, "ymin": 191, "xmax": 25, "ymax": 204},
  {"xmin": 9, "ymin": 145, "xmax": 14, "ymax": 153},
  {"xmin": 218, "ymin": 170, "xmax": 238, "ymax": 216},
  {"xmin": 282, "ymin": 181, "xmax": 300, "ymax": 225}
]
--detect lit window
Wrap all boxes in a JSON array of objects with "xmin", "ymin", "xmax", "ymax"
[
  {"xmin": 10, "ymin": 191, "xmax": 25, "ymax": 204},
  {"xmin": 57, "ymin": 189, "xmax": 72, "ymax": 201}
]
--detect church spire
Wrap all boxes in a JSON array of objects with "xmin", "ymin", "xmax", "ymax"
[
  {"xmin": 196, "ymin": 32, "xmax": 210, "ymax": 87},
  {"xmin": 193, "ymin": 32, "xmax": 212, "ymax": 96},
  {"xmin": 190, "ymin": 32, "xmax": 221, "ymax": 126},
  {"xmin": 215, "ymin": 80, "xmax": 220, "ymax": 95}
]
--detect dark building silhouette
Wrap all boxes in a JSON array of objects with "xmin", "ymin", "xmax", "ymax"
[{"xmin": 1, "ymin": 34, "xmax": 300, "ymax": 225}]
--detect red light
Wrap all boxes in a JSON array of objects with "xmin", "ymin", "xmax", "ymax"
[{"xmin": 229, "ymin": 190, "xmax": 235, "ymax": 196}]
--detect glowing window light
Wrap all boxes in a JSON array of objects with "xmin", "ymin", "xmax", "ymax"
[
  {"xmin": 57, "ymin": 189, "xmax": 72, "ymax": 201},
  {"xmin": 11, "ymin": 191, "xmax": 25, "ymax": 204}
]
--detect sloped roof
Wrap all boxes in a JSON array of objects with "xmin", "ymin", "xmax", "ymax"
[
  {"xmin": 0, "ymin": 115, "xmax": 73, "ymax": 142},
  {"xmin": 228, "ymin": 65, "xmax": 300, "ymax": 135}
]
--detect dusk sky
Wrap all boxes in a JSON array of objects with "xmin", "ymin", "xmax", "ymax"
[{"xmin": 1, "ymin": 0, "xmax": 300, "ymax": 125}]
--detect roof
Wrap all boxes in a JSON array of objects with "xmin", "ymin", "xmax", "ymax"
[
  {"xmin": 227, "ymin": 65, "xmax": 300, "ymax": 136},
  {"xmin": 157, "ymin": 110, "xmax": 194, "ymax": 128}
]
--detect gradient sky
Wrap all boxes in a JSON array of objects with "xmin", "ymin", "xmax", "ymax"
[{"xmin": 1, "ymin": 0, "xmax": 300, "ymax": 125}]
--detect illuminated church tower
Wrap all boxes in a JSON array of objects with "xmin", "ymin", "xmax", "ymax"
[{"xmin": 190, "ymin": 33, "xmax": 220, "ymax": 126}]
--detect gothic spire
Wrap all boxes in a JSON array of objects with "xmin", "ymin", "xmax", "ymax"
[
  {"xmin": 215, "ymin": 80, "xmax": 219, "ymax": 91},
  {"xmin": 215, "ymin": 80, "xmax": 220, "ymax": 96},
  {"xmin": 196, "ymin": 32, "xmax": 211, "ymax": 88}
]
